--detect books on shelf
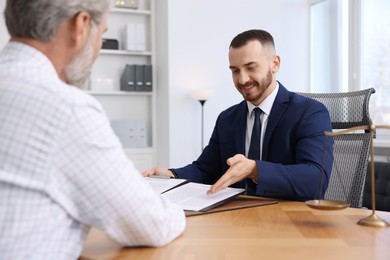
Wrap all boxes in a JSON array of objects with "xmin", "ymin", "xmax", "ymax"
[{"xmin": 146, "ymin": 177, "xmax": 276, "ymax": 214}]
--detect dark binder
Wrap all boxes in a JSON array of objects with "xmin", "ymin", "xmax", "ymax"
[
  {"xmin": 135, "ymin": 64, "xmax": 145, "ymax": 91},
  {"xmin": 120, "ymin": 64, "xmax": 136, "ymax": 91},
  {"xmin": 144, "ymin": 64, "xmax": 152, "ymax": 91}
]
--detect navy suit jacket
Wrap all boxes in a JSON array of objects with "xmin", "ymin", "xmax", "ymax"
[{"xmin": 174, "ymin": 83, "xmax": 333, "ymax": 201}]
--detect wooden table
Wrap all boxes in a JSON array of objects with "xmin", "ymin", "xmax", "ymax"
[{"xmin": 81, "ymin": 201, "xmax": 390, "ymax": 260}]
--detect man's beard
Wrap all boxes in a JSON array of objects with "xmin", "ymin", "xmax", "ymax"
[
  {"xmin": 65, "ymin": 28, "xmax": 97, "ymax": 89},
  {"xmin": 241, "ymin": 68, "xmax": 273, "ymax": 103}
]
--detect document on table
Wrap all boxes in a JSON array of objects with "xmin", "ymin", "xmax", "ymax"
[
  {"xmin": 145, "ymin": 177, "xmax": 245, "ymax": 212},
  {"xmin": 146, "ymin": 177, "xmax": 189, "ymax": 194},
  {"xmin": 161, "ymin": 182, "xmax": 245, "ymax": 212}
]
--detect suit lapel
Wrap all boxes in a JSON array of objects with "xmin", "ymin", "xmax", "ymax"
[
  {"xmin": 262, "ymin": 83, "xmax": 290, "ymax": 160},
  {"xmin": 235, "ymin": 101, "xmax": 248, "ymax": 155}
]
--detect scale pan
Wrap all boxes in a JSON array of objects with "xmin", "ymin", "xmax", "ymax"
[{"xmin": 305, "ymin": 199, "xmax": 349, "ymax": 210}]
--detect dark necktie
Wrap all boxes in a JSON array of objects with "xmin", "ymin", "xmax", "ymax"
[
  {"xmin": 248, "ymin": 107, "xmax": 262, "ymax": 160},
  {"xmin": 246, "ymin": 107, "xmax": 262, "ymax": 195}
]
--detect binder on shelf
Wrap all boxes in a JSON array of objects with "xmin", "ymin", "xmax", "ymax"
[
  {"xmin": 125, "ymin": 23, "xmax": 136, "ymax": 51},
  {"xmin": 120, "ymin": 64, "xmax": 136, "ymax": 91},
  {"xmin": 144, "ymin": 64, "xmax": 152, "ymax": 91},
  {"xmin": 135, "ymin": 23, "xmax": 146, "ymax": 51},
  {"xmin": 125, "ymin": 23, "xmax": 146, "ymax": 51},
  {"xmin": 135, "ymin": 64, "xmax": 145, "ymax": 91}
]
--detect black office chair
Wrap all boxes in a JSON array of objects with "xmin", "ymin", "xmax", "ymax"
[
  {"xmin": 298, "ymin": 88, "xmax": 375, "ymax": 208},
  {"xmin": 363, "ymin": 161, "xmax": 390, "ymax": 212}
]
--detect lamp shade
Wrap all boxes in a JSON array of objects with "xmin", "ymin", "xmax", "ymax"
[{"xmin": 191, "ymin": 89, "xmax": 215, "ymax": 101}]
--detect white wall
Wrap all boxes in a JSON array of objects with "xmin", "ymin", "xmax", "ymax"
[{"xmin": 156, "ymin": 0, "xmax": 311, "ymax": 168}]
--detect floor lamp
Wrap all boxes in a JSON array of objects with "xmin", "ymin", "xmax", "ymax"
[{"xmin": 191, "ymin": 89, "xmax": 214, "ymax": 150}]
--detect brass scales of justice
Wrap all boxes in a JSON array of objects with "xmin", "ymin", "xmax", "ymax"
[{"xmin": 305, "ymin": 124, "xmax": 390, "ymax": 228}]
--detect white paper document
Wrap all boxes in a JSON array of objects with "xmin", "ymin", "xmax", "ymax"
[
  {"xmin": 161, "ymin": 182, "xmax": 245, "ymax": 212},
  {"xmin": 146, "ymin": 177, "xmax": 188, "ymax": 194}
]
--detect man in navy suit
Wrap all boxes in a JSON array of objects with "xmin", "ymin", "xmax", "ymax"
[{"xmin": 144, "ymin": 29, "xmax": 333, "ymax": 201}]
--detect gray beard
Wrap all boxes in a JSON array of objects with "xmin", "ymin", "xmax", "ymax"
[{"xmin": 64, "ymin": 30, "xmax": 96, "ymax": 89}]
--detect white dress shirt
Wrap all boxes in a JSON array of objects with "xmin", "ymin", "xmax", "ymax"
[
  {"xmin": 0, "ymin": 42, "xmax": 185, "ymax": 260},
  {"xmin": 245, "ymin": 83, "xmax": 279, "ymax": 159}
]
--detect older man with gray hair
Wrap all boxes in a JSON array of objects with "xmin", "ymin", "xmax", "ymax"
[{"xmin": 0, "ymin": 1, "xmax": 185, "ymax": 259}]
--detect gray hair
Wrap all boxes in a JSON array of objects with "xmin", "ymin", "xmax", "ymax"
[{"xmin": 4, "ymin": 0, "xmax": 110, "ymax": 41}]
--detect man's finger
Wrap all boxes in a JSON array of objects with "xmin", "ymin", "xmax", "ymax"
[{"xmin": 207, "ymin": 171, "xmax": 237, "ymax": 195}]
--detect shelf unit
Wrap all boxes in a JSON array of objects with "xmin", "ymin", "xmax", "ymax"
[{"xmin": 88, "ymin": 0, "xmax": 156, "ymax": 172}]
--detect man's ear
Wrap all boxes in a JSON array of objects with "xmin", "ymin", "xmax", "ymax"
[
  {"xmin": 272, "ymin": 55, "xmax": 281, "ymax": 73},
  {"xmin": 70, "ymin": 11, "xmax": 91, "ymax": 50}
]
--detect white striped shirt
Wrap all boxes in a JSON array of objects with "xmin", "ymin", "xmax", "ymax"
[{"xmin": 0, "ymin": 42, "xmax": 185, "ymax": 260}]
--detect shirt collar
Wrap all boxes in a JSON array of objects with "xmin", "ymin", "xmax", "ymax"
[{"xmin": 246, "ymin": 82, "xmax": 279, "ymax": 116}]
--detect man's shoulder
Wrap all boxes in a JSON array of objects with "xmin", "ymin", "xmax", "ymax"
[{"xmin": 218, "ymin": 100, "xmax": 246, "ymax": 118}]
